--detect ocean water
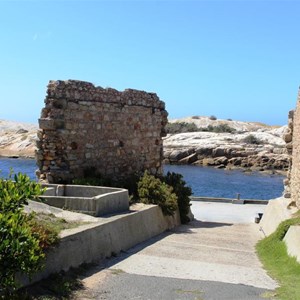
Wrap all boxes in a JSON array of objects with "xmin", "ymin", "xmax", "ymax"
[
  {"xmin": 0, "ymin": 158, "xmax": 38, "ymax": 181},
  {"xmin": 0, "ymin": 158, "xmax": 285, "ymax": 200},
  {"xmin": 164, "ymin": 164, "xmax": 285, "ymax": 200}
]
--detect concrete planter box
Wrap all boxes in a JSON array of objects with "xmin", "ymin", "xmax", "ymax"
[{"xmin": 41, "ymin": 184, "xmax": 129, "ymax": 216}]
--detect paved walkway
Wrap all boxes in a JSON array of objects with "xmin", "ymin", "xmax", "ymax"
[{"xmin": 75, "ymin": 202, "xmax": 278, "ymax": 300}]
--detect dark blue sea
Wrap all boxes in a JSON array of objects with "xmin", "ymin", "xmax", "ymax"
[{"xmin": 0, "ymin": 158, "xmax": 285, "ymax": 200}]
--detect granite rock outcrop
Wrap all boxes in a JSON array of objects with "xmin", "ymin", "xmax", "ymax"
[
  {"xmin": 163, "ymin": 117, "xmax": 289, "ymax": 173},
  {"xmin": 0, "ymin": 120, "xmax": 37, "ymax": 158}
]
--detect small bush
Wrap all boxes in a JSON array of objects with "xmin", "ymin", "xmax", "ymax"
[
  {"xmin": 162, "ymin": 172, "xmax": 192, "ymax": 224},
  {"xmin": 137, "ymin": 171, "xmax": 178, "ymax": 216},
  {"xmin": 243, "ymin": 134, "xmax": 261, "ymax": 145},
  {"xmin": 28, "ymin": 214, "xmax": 60, "ymax": 250},
  {"xmin": 0, "ymin": 172, "xmax": 46, "ymax": 297},
  {"xmin": 165, "ymin": 122, "xmax": 199, "ymax": 134},
  {"xmin": 199, "ymin": 124, "xmax": 236, "ymax": 133},
  {"xmin": 209, "ymin": 115, "xmax": 217, "ymax": 120},
  {"xmin": 73, "ymin": 169, "xmax": 192, "ymax": 223}
]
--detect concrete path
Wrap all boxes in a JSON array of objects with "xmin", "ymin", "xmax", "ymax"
[{"xmin": 75, "ymin": 201, "xmax": 278, "ymax": 300}]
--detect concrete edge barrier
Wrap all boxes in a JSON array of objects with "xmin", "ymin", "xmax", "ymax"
[
  {"xmin": 20, "ymin": 204, "xmax": 180, "ymax": 287},
  {"xmin": 94, "ymin": 190, "xmax": 129, "ymax": 216},
  {"xmin": 190, "ymin": 196, "xmax": 269, "ymax": 205},
  {"xmin": 283, "ymin": 225, "xmax": 300, "ymax": 263},
  {"xmin": 259, "ymin": 197, "xmax": 297, "ymax": 236}
]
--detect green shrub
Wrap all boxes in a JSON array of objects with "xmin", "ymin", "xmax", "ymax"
[
  {"xmin": 28, "ymin": 215, "xmax": 60, "ymax": 250},
  {"xmin": 209, "ymin": 115, "xmax": 217, "ymax": 120},
  {"xmin": 165, "ymin": 122, "xmax": 199, "ymax": 134},
  {"xmin": 198, "ymin": 124, "xmax": 236, "ymax": 133},
  {"xmin": 243, "ymin": 134, "xmax": 261, "ymax": 144},
  {"xmin": 137, "ymin": 171, "xmax": 178, "ymax": 216},
  {"xmin": 0, "ymin": 172, "xmax": 46, "ymax": 297},
  {"xmin": 162, "ymin": 172, "xmax": 192, "ymax": 224}
]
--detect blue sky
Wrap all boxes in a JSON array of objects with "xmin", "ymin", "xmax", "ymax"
[{"xmin": 0, "ymin": 0, "xmax": 299, "ymax": 125}]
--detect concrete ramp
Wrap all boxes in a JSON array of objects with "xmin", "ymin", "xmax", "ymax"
[{"xmin": 109, "ymin": 220, "xmax": 278, "ymax": 290}]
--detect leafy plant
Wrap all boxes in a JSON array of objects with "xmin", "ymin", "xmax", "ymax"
[
  {"xmin": 162, "ymin": 172, "xmax": 192, "ymax": 224},
  {"xmin": 137, "ymin": 171, "xmax": 178, "ymax": 216},
  {"xmin": 0, "ymin": 172, "xmax": 46, "ymax": 297}
]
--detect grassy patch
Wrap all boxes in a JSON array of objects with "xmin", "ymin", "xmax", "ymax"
[
  {"xmin": 33, "ymin": 213, "xmax": 86, "ymax": 233},
  {"xmin": 256, "ymin": 215, "xmax": 300, "ymax": 300},
  {"xmin": 28, "ymin": 213, "xmax": 88, "ymax": 250}
]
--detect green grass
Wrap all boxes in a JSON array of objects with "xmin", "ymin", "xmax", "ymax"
[
  {"xmin": 33, "ymin": 213, "xmax": 86, "ymax": 232},
  {"xmin": 256, "ymin": 214, "xmax": 300, "ymax": 300}
]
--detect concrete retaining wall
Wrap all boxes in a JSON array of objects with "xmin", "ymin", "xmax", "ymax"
[
  {"xmin": 21, "ymin": 204, "xmax": 180, "ymax": 286},
  {"xmin": 259, "ymin": 197, "xmax": 297, "ymax": 236},
  {"xmin": 284, "ymin": 225, "xmax": 300, "ymax": 263}
]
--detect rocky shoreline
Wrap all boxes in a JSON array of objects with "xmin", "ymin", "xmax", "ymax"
[
  {"xmin": 163, "ymin": 117, "xmax": 289, "ymax": 175},
  {"xmin": 0, "ymin": 118, "xmax": 290, "ymax": 175},
  {"xmin": 0, "ymin": 120, "xmax": 37, "ymax": 158}
]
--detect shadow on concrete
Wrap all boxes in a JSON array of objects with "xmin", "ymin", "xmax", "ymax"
[
  {"xmin": 173, "ymin": 219, "xmax": 233, "ymax": 234},
  {"xmin": 77, "ymin": 219, "xmax": 234, "ymax": 278}
]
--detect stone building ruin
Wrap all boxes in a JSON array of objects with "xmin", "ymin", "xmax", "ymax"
[
  {"xmin": 36, "ymin": 80, "xmax": 168, "ymax": 183},
  {"xmin": 283, "ymin": 88, "xmax": 300, "ymax": 208}
]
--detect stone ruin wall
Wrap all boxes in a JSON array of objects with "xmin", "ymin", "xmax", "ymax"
[
  {"xmin": 36, "ymin": 80, "xmax": 168, "ymax": 184},
  {"xmin": 284, "ymin": 88, "xmax": 300, "ymax": 208},
  {"xmin": 283, "ymin": 110, "xmax": 294, "ymax": 199}
]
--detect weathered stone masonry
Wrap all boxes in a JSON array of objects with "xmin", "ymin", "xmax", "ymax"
[
  {"xmin": 284, "ymin": 88, "xmax": 300, "ymax": 208},
  {"xmin": 289, "ymin": 89, "xmax": 300, "ymax": 208},
  {"xmin": 36, "ymin": 80, "xmax": 168, "ymax": 183}
]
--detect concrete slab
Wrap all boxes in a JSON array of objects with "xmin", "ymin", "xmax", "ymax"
[{"xmin": 190, "ymin": 201, "xmax": 267, "ymax": 224}]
